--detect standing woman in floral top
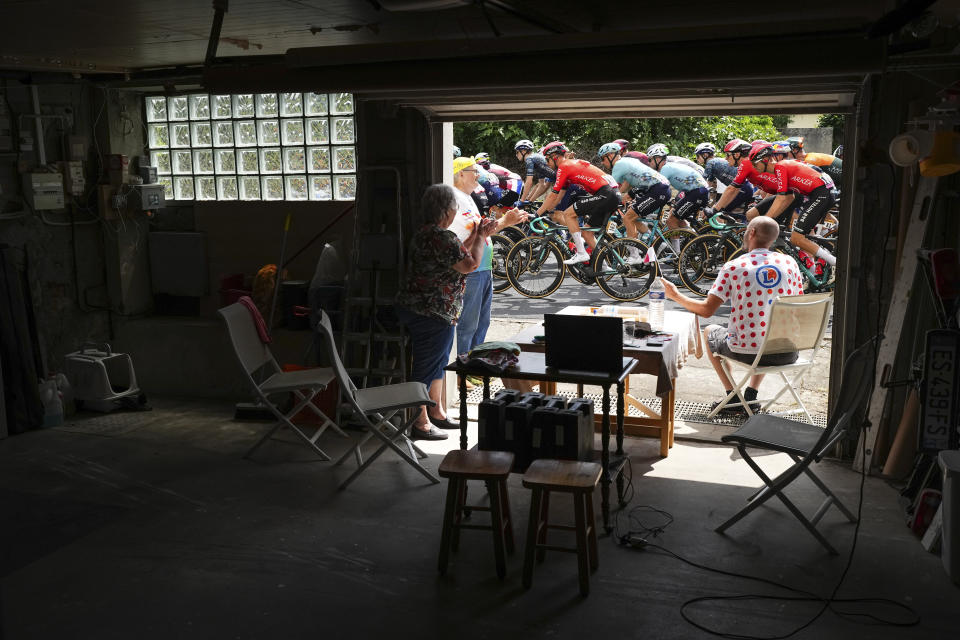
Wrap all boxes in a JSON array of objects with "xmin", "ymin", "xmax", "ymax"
[{"xmin": 396, "ymin": 184, "xmax": 496, "ymax": 440}]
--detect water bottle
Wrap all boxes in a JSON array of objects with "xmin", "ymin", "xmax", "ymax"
[{"xmin": 648, "ymin": 277, "xmax": 665, "ymax": 331}]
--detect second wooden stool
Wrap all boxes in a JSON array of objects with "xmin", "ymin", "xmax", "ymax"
[
  {"xmin": 437, "ymin": 449, "xmax": 515, "ymax": 579},
  {"xmin": 522, "ymin": 459, "xmax": 602, "ymax": 596}
]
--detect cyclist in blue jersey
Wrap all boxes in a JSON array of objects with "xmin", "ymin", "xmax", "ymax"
[
  {"xmin": 646, "ymin": 143, "xmax": 710, "ymax": 232},
  {"xmin": 514, "ymin": 139, "xmax": 555, "ymax": 203},
  {"xmin": 668, "ymin": 154, "xmax": 705, "ymax": 175},
  {"xmin": 696, "ymin": 141, "xmax": 755, "ymax": 219},
  {"xmin": 599, "ymin": 142, "xmax": 671, "ymax": 244}
]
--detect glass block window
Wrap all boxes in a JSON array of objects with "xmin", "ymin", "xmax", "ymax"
[{"xmin": 144, "ymin": 92, "xmax": 356, "ymax": 201}]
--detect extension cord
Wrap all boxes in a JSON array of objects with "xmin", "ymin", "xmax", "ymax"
[{"xmin": 620, "ymin": 534, "xmax": 648, "ymax": 549}]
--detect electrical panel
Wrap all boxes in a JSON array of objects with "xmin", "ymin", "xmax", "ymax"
[
  {"xmin": 131, "ymin": 184, "xmax": 166, "ymax": 211},
  {"xmin": 59, "ymin": 161, "xmax": 85, "ymax": 196},
  {"xmin": 24, "ymin": 173, "xmax": 64, "ymax": 210}
]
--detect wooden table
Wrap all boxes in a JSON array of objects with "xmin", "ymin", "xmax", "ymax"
[
  {"xmin": 445, "ymin": 352, "xmax": 636, "ymax": 532},
  {"xmin": 509, "ymin": 324, "xmax": 679, "ymax": 458}
]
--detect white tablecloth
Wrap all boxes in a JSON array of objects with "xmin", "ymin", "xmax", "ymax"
[{"xmin": 559, "ymin": 305, "xmax": 703, "ymax": 377}]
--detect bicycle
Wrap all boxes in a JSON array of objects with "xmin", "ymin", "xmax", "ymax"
[
  {"xmin": 676, "ymin": 214, "xmax": 748, "ymax": 297},
  {"xmin": 677, "ymin": 214, "xmax": 835, "ymax": 296},
  {"xmin": 505, "ymin": 214, "xmax": 656, "ymax": 301}
]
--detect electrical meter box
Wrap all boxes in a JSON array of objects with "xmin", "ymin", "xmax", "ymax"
[
  {"xmin": 24, "ymin": 173, "xmax": 65, "ymax": 210},
  {"xmin": 132, "ymin": 183, "xmax": 165, "ymax": 211},
  {"xmin": 59, "ymin": 161, "xmax": 85, "ymax": 196}
]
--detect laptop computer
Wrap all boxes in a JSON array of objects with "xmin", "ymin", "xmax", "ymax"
[{"xmin": 543, "ymin": 314, "xmax": 623, "ymax": 375}]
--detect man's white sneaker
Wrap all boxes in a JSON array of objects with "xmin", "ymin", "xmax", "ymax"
[
  {"xmin": 627, "ymin": 249, "xmax": 645, "ymax": 265},
  {"xmin": 563, "ymin": 252, "xmax": 590, "ymax": 265}
]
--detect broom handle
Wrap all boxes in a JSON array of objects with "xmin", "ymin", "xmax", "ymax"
[{"xmin": 267, "ymin": 213, "xmax": 292, "ymax": 335}]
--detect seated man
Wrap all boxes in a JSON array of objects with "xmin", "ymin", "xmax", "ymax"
[{"xmin": 660, "ymin": 216, "xmax": 805, "ymax": 413}]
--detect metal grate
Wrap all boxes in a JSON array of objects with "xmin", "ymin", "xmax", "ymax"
[{"xmin": 460, "ymin": 381, "xmax": 827, "ymax": 428}]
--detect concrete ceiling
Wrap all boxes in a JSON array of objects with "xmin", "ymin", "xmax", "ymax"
[
  {"xmin": 2, "ymin": 0, "xmax": 958, "ymax": 119},
  {"xmin": 0, "ymin": 0, "xmax": 930, "ymax": 73}
]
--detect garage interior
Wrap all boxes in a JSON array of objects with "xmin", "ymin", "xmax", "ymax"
[{"xmin": 1, "ymin": 1, "xmax": 959, "ymax": 638}]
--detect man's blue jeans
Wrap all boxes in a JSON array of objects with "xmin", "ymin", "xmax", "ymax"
[{"xmin": 457, "ymin": 269, "xmax": 492, "ymax": 355}]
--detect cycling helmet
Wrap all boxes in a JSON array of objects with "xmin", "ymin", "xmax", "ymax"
[
  {"xmin": 598, "ymin": 142, "xmax": 622, "ymax": 158},
  {"xmin": 646, "ymin": 143, "xmax": 669, "ymax": 158},
  {"xmin": 723, "ymin": 138, "xmax": 750, "ymax": 154},
  {"xmin": 748, "ymin": 141, "xmax": 774, "ymax": 163},
  {"xmin": 833, "ymin": 145, "xmax": 844, "ymax": 158},
  {"xmin": 541, "ymin": 141, "xmax": 568, "ymax": 157},
  {"xmin": 787, "ymin": 136, "xmax": 805, "ymax": 151},
  {"xmin": 613, "ymin": 138, "xmax": 630, "ymax": 152},
  {"xmin": 694, "ymin": 142, "xmax": 717, "ymax": 156},
  {"xmin": 452, "ymin": 145, "xmax": 461, "ymax": 158},
  {"xmin": 771, "ymin": 141, "xmax": 791, "ymax": 155},
  {"xmin": 474, "ymin": 152, "xmax": 490, "ymax": 167},
  {"xmin": 634, "ymin": 152, "xmax": 649, "ymax": 165},
  {"xmin": 514, "ymin": 139, "xmax": 535, "ymax": 152}
]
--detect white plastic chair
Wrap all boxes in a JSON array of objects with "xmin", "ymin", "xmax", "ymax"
[
  {"xmin": 708, "ymin": 293, "xmax": 833, "ymax": 422},
  {"xmin": 314, "ymin": 310, "xmax": 440, "ymax": 489},
  {"xmin": 218, "ymin": 302, "xmax": 348, "ymax": 460}
]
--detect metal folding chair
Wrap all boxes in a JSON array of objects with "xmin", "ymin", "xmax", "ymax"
[
  {"xmin": 314, "ymin": 310, "xmax": 440, "ymax": 489},
  {"xmin": 218, "ymin": 302, "xmax": 348, "ymax": 460},
  {"xmin": 708, "ymin": 292, "xmax": 833, "ymax": 422},
  {"xmin": 715, "ymin": 338, "xmax": 876, "ymax": 554}
]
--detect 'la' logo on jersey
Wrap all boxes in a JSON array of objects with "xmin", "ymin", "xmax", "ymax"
[{"xmin": 756, "ymin": 266, "xmax": 782, "ymax": 288}]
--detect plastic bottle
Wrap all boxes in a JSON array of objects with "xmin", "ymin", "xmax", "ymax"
[
  {"xmin": 39, "ymin": 379, "xmax": 64, "ymax": 428},
  {"xmin": 648, "ymin": 277, "xmax": 665, "ymax": 331}
]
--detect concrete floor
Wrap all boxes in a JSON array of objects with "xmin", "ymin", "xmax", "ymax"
[{"xmin": 1, "ymin": 399, "xmax": 957, "ymax": 640}]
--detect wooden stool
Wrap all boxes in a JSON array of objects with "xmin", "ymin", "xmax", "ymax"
[
  {"xmin": 437, "ymin": 450, "xmax": 515, "ymax": 579},
  {"xmin": 521, "ymin": 459, "xmax": 601, "ymax": 596}
]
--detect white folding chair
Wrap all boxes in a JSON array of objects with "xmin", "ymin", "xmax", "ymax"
[
  {"xmin": 218, "ymin": 302, "xmax": 348, "ymax": 460},
  {"xmin": 314, "ymin": 310, "xmax": 440, "ymax": 489},
  {"xmin": 707, "ymin": 293, "xmax": 833, "ymax": 422}
]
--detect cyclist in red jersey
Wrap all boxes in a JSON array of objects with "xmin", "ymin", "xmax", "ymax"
[
  {"xmin": 749, "ymin": 142, "xmax": 837, "ymax": 267},
  {"xmin": 707, "ymin": 139, "xmax": 803, "ymax": 224},
  {"xmin": 535, "ymin": 141, "xmax": 621, "ymax": 264}
]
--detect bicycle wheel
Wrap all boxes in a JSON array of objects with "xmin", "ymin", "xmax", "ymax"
[
  {"xmin": 677, "ymin": 234, "xmax": 741, "ymax": 297},
  {"xmin": 592, "ymin": 237, "xmax": 657, "ymax": 301},
  {"xmin": 505, "ymin": 237, "xmax": 566, "ymax": 298},
  {"xmin": 652, "ymin": 228, "xmax": 698, "ymax": 284},
  {"xmin": 499, "ymin": 225, "xmax": 526, "ymax": 243},
  {"xmin": 490, "ymin": 234, "xmax": 514, "ymax": 293}
]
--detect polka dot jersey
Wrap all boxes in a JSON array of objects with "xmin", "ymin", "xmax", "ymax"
[{"xmin": 707, "ymin": 248, "xmax": 804, "ymax": 354}]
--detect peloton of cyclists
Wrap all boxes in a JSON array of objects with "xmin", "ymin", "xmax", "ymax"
[
  {"xmin": 514, "ymin": 139, "xmax": 556, "ymax": 204},
  {"xmin": 643, "ymin": 144, "xmax": 710, "ymax": 240},
  {"xmin": 747, "ymin": 141, "xmax": 838, "ymax": 267},
  {"xmin": 695, "ymin": 141, "xmax": 755, "ymax": 219},
  {"xmin": 785, "ymin": 136, "xmax": 843, "ymax": 185},
  {"xmin": 475, "ymin": 152, "xmax": 523, "ymax": 197},
  {"xmin": 598, "ymin": 141, "xmax": 671, "ymax": 253},
  {"xmin": 535, "ymin": 141, "xmax": 622, "ymax": 265}
]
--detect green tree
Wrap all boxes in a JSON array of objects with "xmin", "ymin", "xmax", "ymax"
[{"xmin": 455, "ymin": 115, "xmax": 787, "ymax": 171}]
